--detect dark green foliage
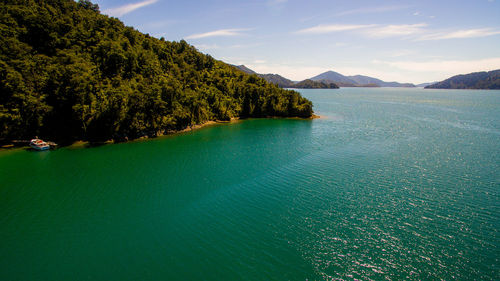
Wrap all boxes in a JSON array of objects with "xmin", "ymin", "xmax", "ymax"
[
  {"xmin": 425, "ymin": 70, "xmax": 500, "ymax": 89},
  {"xmin": 289, "ymin": 79, "xmax": 339, "ymax": 89},
  {"xmin": 0, "ymin": 0, "xmax": 313, "ymax": 142}
]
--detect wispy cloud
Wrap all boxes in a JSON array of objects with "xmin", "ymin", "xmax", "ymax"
[
  {"xmin": 337, "ymin": 5, "xmax": 411, "ymax": 16},
  {"xmin": 104, "ymin": 0, "xmax": 158, "ymax": 17},
  {"xmin": 193, "ymin": 44, "xmax": 220, "ymax": 51},
  {"xmin": 296, "ymin": 23, "xmax": 500, "ymax": 41},
  {"xmin": 295, "ymin": 23, "xmax": 426, "ymax": 37},
  {"xmin": 373, "ymin": 57, "xmax": 500, "ymax": 74},
  {"xmin": 332, "ymin": 42, "xmax": 349, "ymax": 47},
  {"xmin": 295, "ymin": 24, "xmax": 375, "ymax": 34},
  {"xmin": 366, "ymin": 23, "xmax": 427, "ymax": 38},
  {"xmin": 387, "ymin": 49, "xmax": 417, "ymax": 58},
  {"xmin": 417, "ymin": 28, "xmax": 500, "ymax": 40},
  {"xmin": 186, "ymin": 28, "xmax": 250, "ymax": 39}
]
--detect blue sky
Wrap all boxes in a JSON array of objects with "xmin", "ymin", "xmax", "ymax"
[{"xmin": 93, "ymin": 0, "xmax": 500, "ymax": 84}]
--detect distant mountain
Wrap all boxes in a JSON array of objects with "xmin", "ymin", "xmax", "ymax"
[
  {"xmin": 310, "ymin": 71, "xmax": 357, "ymax": 85},
  {"xmin": 310, "ymin": 71, "xmax": 415, "ymax": 87},
  {"xmin": 416, "ymin": 82, "xmax": 437, "ymax": 88},
  {"xmin": 425, "ymin": 70, "xmax": 500, "ymax": 89},
  {"xmin": 348, "ymin": 75, "xmax": 383, "ymax": 85},
  {"xmin": 349, "ymin": 75, "xmax": 414, "ymax": 87},
  {"xmin": 233, "ymin": 65, "xmax": 338, "ymax": 89},
  {"xmin": 233, "ymin": 65, "xmax": 415, "ymax": 88},
  {"xmin": 233, "ymin": 65, "xmax": 294, "ymax": 87},
  {"xmin": 319, "ymin": 80, "xmax": 359, "ymax": 87},
  {"xmin": 258, "ymin": 74, "xmax": 294, "ymax": 88},
  {"xmin": 289, "ymin": 79, "xmax": 339, "ymax": 89},
  {"xmin": 234, "ymin": 65, "xmax": 257, "ymax": 75}
]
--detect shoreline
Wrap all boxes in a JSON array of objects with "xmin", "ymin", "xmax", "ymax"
[{"xmin": 1, "ymin": 115, "xmax": 320, "ymax": 151}]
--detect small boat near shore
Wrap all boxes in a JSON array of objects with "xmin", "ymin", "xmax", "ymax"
[{"xmin": 29, "ymin": 139, "xmax": 50, "ymax": 151}]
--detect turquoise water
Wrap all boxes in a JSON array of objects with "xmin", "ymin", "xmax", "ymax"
[{"xmin": 1, "ymin": 88, "xmax": 499, "ymax": 280}]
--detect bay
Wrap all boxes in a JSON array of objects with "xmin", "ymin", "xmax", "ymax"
[{"xmin": 1, "ymin": 88, "xmax": 499, "ymax": 280}]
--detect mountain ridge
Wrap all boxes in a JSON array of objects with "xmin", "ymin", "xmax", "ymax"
[
  {"xmin": 235, "ymin": 66, "xmax": 415, "ymax": 88},
  {"xmin": 311, "ymin": 71, "xmax": 415, "ymax": 87},
  {"xmin": 425, "ymin": 70, "xmax": 500, "ymax": 89},
  {"xmin": 232, "ymin": 65, "xmax": 338, "ymax": 89}
]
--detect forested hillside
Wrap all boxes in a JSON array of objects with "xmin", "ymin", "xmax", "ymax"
[
  {"xmin": 0, "ymin": 0, "xmax": 312, "ymax": 142},
  {"xmin": 425, "ymin": 70, "xmax": 500, "ymax": 89}
]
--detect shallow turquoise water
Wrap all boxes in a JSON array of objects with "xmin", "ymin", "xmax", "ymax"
[{"xmin": 1, "ymin": 88, "xmax": 499, "ymax": 280}]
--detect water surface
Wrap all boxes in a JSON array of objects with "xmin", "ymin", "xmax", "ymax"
[{"xmin": 1, "ymin": 88, "xmax": 499, "ymax": 280}]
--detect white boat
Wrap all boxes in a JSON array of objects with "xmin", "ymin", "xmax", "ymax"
[{"xmin": 30, "ymin": 139, "xmax": 50, "ymax": 151}]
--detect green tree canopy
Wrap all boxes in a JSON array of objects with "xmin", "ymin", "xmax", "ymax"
[{"xmin": 0, "ymin": 0, "xmax": 313, "ymax": 142}]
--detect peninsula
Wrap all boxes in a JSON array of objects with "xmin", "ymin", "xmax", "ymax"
[{"xmin": 0, "ymin": 0, "xmax": 313, "ymax": 144}]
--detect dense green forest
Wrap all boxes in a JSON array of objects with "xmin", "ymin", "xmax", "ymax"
[
  {"xmin": 425, "ymin": 70, "xmax": 500, "ymax": 89},
  {"xmin": 0, "ymin": 0, "xmax": 313, "ymax": 143}
]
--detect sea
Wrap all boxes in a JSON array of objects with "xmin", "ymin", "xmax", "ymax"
[{"xmin": 0, "ymin": 88, "xmax": 499, "ymax": 280}]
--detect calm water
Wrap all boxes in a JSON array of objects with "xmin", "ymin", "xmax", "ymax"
[{"xmin": 1, "ymin": 88, "xmax": 499, "ymax": 280}]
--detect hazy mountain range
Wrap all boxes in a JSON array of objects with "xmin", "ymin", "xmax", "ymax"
[
  {"xmin": 425, "ymin": 70, "xmax": 500, "ymax": 89},
  {"xmin": 416, "ymin": 82, "xmax": 437, "ymax": 88},
  {"xmin": 310, "ymin": 71, "xmax": 415, "ymax": 87},
  {"xmin": 234, "ymin": 65, "xmax": 500, "ymax": 90},
  {"xmin": 233, "ymin": 65, "xmax": 415, "ymax": 88}
]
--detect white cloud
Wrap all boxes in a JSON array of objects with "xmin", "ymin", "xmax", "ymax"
[
  {"xmin": 186, "ymin": 28, "xmax": 250, "ymax": 39},
  {"xmin": 295, "ymin": 24, "xmax": 375, "ymax": 34},
  {"xmin": 333, "ymin": 42, "xmax": 348, "ymax": 47},
  {"xmin": 104, "ymin": 0, "xmax": 158, "ymax": 17},
  {"xmin": 417, "ymin": 28, "xmax": 500, "ymax": 40},
  {"xmin": 296, "ymin": 22, "xmax": 500, "ymax": 41},
  {"xmin": 413, "ymin": 11, "xmax": 420, "ymax": 16},
  {"xmin": 365, "ymin": 23, "xmax": 427, "ymax": 38},
  {"xmin": 193, "ymin": 44, "xmax": 220, "ymax": 51},
  {"xmin": 295, "ymin": 23, "xmax": 427, "ymax": 38},
  {"xmin": 387, "ymin": 49, "xmax": 417, "ymax": 58},
  {"xmin": 373, "ymin": 57, "xmax": 500, "ymax": 75}
]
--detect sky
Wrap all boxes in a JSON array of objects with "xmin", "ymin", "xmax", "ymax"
[{"xmin": 93, "ymin": 0, "xmax": 500, "ymax": 84}]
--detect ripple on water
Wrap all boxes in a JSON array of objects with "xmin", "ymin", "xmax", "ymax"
[{"xmin": 0, "ymin": 88, "xmax": 499, "ymax": 280}]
